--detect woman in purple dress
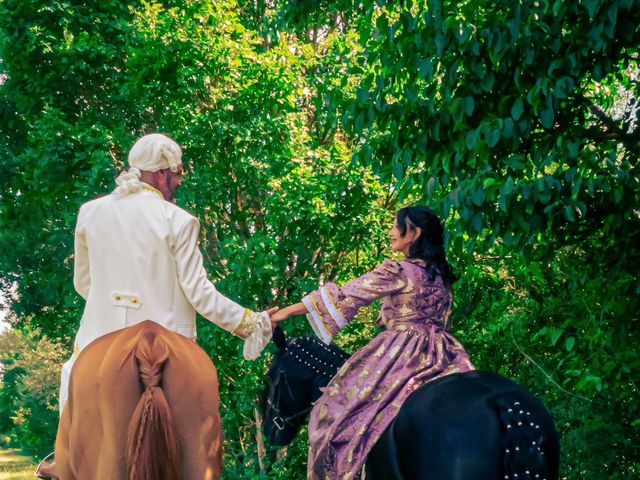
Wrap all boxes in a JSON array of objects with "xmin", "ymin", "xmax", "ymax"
[{"xmin": 271, "ymin": 206, "xmax": 475, "ymax": 480}]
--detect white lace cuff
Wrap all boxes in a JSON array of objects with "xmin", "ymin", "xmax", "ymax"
[{"xmin": 241, "ymin": 311, "xmax": 272, "ymax": 360}]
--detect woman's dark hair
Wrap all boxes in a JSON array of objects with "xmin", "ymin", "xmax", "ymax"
[{"xmin": 396, "ymin": 205, "xmax": 457, "ymax": 287}]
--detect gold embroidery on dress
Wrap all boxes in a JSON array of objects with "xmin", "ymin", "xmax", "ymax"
[
  {"xmin": 317, "ymin": 404, "xmax": 328, "ymax": 420},
  {"xmin": 336, "ymin": 363, "xmax": 350, "ymax": 378},
  {"xmin": 346, "ymin": 386, "xmax": 358, "ymax": 400},
  {"xmin": 327, "ymin": 383, "xmax": 340, "ymax": 397},
  {"xmin": 232, "ymin": 308, "xmax": 258, "ymax": 339},
  {"xmin": 374, "ymin": 411, "xmax": 385, "ymax": 424},
  {"xmin": 347, "ymin": 448, "xmax": 354, "ymax": 463},
  {"xmin": 389, "ymin": 345, "xmax": 401, "ymax": 358},
  {"xmin": 310, "ymin": 294, "xmax": 334, "ymax": 333},
  {"xmin": 359, "ymin": 385, "xmax": 373, "ymax": 399},
  {"xmin": 401, "ymin": 278, "xmax": 414, "ymax": 293},
  {"xmin": 399, "ymin": 304, "xmax": 413, "ymax": 316},
  {"xmin": 324, "ymin": 288, "xmax": 346, "ymax": 319},
  {"xmin": 360, "ymin": 277, "xmax": 375, "ymax": 289},
  {"xmin": 374, "ymin": 345, "xmax": 386, "ymax": 357},
  {"xmin": 308, "ymin": 294, "xmax": 322, "ymax": 318}
]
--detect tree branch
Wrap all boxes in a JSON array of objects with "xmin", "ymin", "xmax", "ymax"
[
  {"xmin": 510, "ymin": 329, "xmax": 593, "ymax": 402},
  {"xmin": 580, "ymin": 97, "xmax": 640, "ymax": 147}
]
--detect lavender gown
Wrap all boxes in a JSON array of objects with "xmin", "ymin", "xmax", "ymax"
[{"xmin": 302, "ymin": 259, "xmax": 475, "ymax": 480}]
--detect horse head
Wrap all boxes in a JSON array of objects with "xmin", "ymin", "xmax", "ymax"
[{"xmin": 263, "ymin": 326, "xmax": 349, "ymax": 446}]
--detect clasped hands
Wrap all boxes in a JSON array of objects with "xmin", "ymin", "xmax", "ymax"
[{"xmin": 265, "ymin": 302, "xmax": 308, "ymax": 330}]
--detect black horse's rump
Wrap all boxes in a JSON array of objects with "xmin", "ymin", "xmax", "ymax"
[
  {"xmin": 263, "ymin": 327, "xmax": 560, "ymax": 480},
  {"xmin": 366, "ymin": 371, "xmax": 560, "ymax": 480}
]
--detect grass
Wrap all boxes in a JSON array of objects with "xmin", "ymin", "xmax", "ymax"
[{"xmin": 0, "ymin": 449, "xmax": 37, "ymax": 480}]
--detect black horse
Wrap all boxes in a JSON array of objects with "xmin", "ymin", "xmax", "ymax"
[{"xmin": 263, "ymin": 327, "xmax": 560, "ymax": 480}]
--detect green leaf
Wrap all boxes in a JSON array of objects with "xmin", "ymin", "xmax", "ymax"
[
  {"xmin": 551, "ymin": 329, "xmax": 563, "ymax": 346},
  {"xmin": 583, "ymin": 0, "xmax": 599, "ymax": 18},
  {"xmin": 419, "ymin": 58, "xmax": 433, "ymax": 78},
  {"xmin": 472, "ymin": 188, "xmax": 485, "ymax": 206},
  {"xmin": 553, "ymin": 77, "xmax": 574, "ymax": 99},
  {"xmin": 471, "ymin": 212, "xmax": 483, "ymax": 231},
  {"xmin": 464, "ymin": 96, "xmax": 475, "ymax": 116},
  {"xmin": 503, "ymin": 117, "xmax": 515, "ymax": 138},
  {"xmin": 392, "ymin": 160, "xmax": 403, "ymax": 180},
  {"xmin": 481, "ymin": 72, "xmax": 495, "ymax": 92},
  {"xmin": 511, "ymin": 97, "xmax": 524, "ymax": 120},
  {"xmin": 613, "ymin": 187, "xmax": 623, "ymax": 203},
  {"xmin": 565, "ymin": 336, "xmax": 575, "ymax": 352},
  {"xmin": 484, "ymin": 128, "xmax": 501, "ymax": 148},
  {"xmin": 376, "ymin": 13, "xmax": 389, "ymax": 31},
  {"xmin": 465, "ymin": 128, "xmax": 480, "ymax": 149},
  {"xmin": 541, "ymin": 106, "xmax": 554, "ymax": 129},
  {"xmin": 505, "ymin": 156, "xmax": 525, "ymax": 170},
  {"xmin": 356, "ymin": 88, "xmax": 369, "ymax": 106},
  {"xmin": 483, "ymin": 178, "xmax": 496, "ymax": 189},
  {"xmin": 564, "ymin": 205, "xmax": 576, "ymax": 222}
]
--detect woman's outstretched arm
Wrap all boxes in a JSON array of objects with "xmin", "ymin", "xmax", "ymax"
[{"xmin": 270, "ymin": 302, "xmax": 308, "ymax": 323}]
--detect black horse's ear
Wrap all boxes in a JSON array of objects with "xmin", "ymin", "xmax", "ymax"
[{"xmin": 273, "ymin": 325, "xmax": 286, "ymax": 349}]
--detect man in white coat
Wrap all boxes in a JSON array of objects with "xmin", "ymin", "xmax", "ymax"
[
  {"xmin": 36, "ymin": 133, "xmax": 274, "ymax": 478},
  {"xmin": 61, "ymin": 132, "xmax": 273, "ymax": 409}
]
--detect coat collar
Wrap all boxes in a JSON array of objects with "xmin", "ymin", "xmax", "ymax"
[{"xmin": 140, "ymin": 183, "xmax": 165, "ymax": 200}]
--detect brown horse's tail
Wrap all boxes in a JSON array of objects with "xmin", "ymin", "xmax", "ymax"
[{"xmin": 126, "ymin": 330, "xmax": 180, "ymax": 480}]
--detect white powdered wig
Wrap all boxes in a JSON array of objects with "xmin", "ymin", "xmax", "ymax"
[
  {"xmin": 128, "ymin": 133, "xmax": 182, "ymax": 173},
  {"xmin": 113, "ymin": 133, "xmax": 182, "ymax": 196},
  {"xmin": 113, "ymin": 167, "xmax": 142, "ymax": 196}
]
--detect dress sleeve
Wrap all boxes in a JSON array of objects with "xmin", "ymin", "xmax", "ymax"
[
  {"xmin": 174, "ymin": 215, "xmax": 271, "ymax": 360},
  {"xmin": 302, "ymin": 260, "xmax": 406, "ymax": 344}
]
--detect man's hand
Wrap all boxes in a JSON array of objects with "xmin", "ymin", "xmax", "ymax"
[
  {"xmin": 265, "ymin": 306, "xmax": 281, "ymax": 330},
  {"xmin": 268, "ymin": 302, "xmax": 309, "ymax": 330},
  {"xmin": 265, "ymin": 306, "xmax": 280, "ymax": 317}
]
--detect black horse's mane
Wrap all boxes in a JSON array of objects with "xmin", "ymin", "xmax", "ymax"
[
  {"xmin": 289, "ymin": 335, "xmax": 350, "ymax": 377},
  {"xmin": 269, "ymin": 332, "xmax": 350, "ymax": 389}
]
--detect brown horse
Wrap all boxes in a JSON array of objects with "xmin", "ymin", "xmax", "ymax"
[{"xmin": 54, "ymin": 320, "xmax": 222, "ymax": 480}]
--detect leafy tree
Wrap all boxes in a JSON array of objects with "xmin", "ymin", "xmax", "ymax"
[
  {"xmin": 0, "ymin": 0, "xmax": 137, "ymax": 341},
  {"xmin": 0, "ymin": 320, "xmax": 66, "ymax": 456},
  {"xmin": 241, "ymin": 0, "xmax": 640, "ymax": 477},
  {"xmin": 0, "ymin": 0, "xmax": 389, "ymax": 476},
  {"xmin": 1, "ymin": 0, "xmax": 638, "ymax": 478}
]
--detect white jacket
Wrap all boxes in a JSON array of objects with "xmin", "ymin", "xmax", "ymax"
[{"xmin": 72, "ymin": 184, "xmax": 264, "ymax": 355}]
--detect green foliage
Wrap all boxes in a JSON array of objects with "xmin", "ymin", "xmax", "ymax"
[
  {"xmin": 453, "ymin": 238, "xmax": 639, "ymax": 478},
  {"xmin": 0, "ymin": 0, "xmax": 638, "ymax": 478},
  {"xmin": 272, "ymin": 0, "xmax": 640, "ymax": 260},
  {"xmin": 0, "ymin": 322, "xmax": 66, "ymax": 457},
  {"xmin": 0, "ymin": 0, "xmax": 390, "ymax": 474}
]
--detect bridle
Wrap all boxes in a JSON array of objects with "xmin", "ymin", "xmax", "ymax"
[
  {"xmin": 267, "ymin": 370, "xmax": 312, "ymax": 431},
  {"xmin": 266, "ymin": 336, "xmax": 349, "ymax": 433}
]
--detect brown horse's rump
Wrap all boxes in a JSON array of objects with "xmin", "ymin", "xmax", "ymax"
[{"xmin": 55, "ymin": 320, "xmax": 222, "ymax": 480}]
